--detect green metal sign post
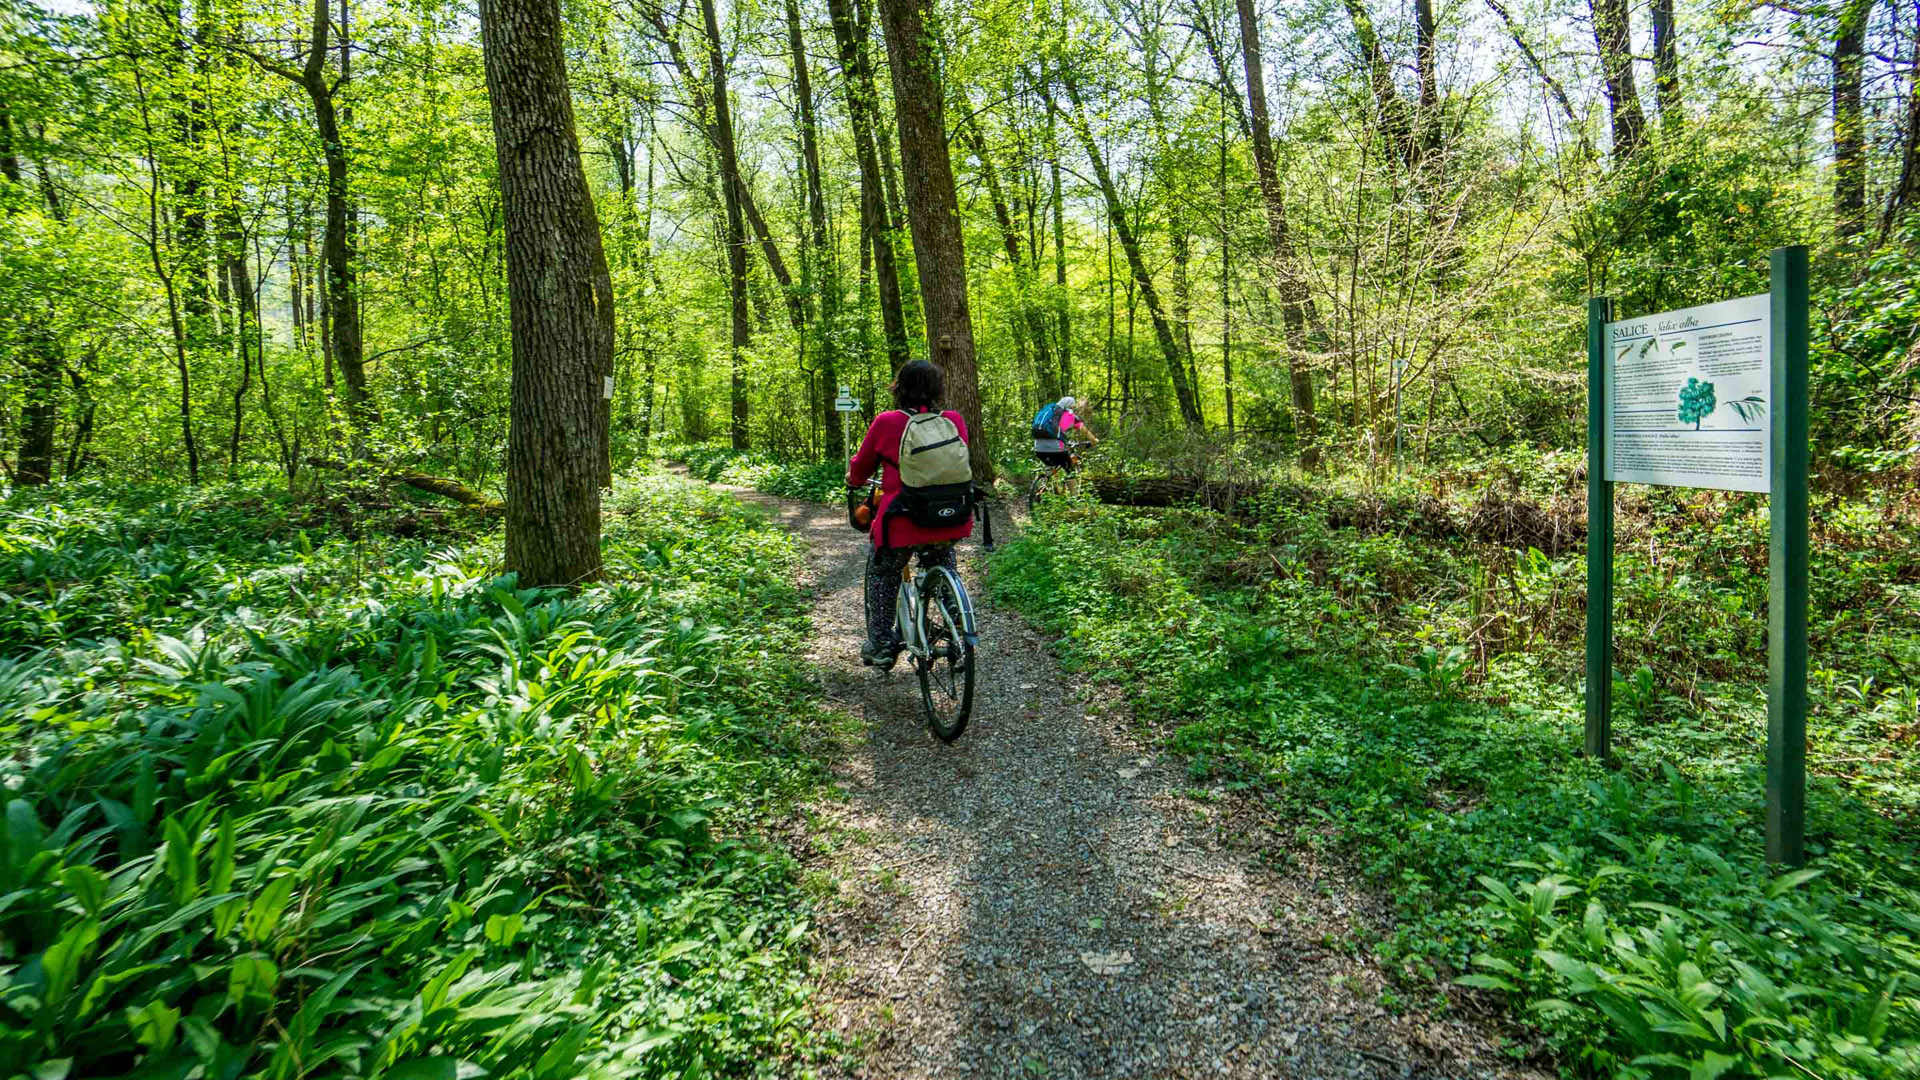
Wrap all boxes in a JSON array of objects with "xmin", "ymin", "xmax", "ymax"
[
  {"xmin": 1585, "ymin": 245, "xmax": 1810, "ymax": 866},
  {"xmin": 1585, "ymin": 297, "xmax": 1614, "ymax": 762},
  {"xmin": 1767, "ymin": 246, "xmax": 1810, "ymax": 867}
]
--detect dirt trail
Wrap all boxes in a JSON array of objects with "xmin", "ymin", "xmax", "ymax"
[{"xmin": 713, "ymin": 481, "xmax": 1535, "ymax": 1080}]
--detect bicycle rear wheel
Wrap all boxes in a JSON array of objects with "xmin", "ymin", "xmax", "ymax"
[
  {"xmin": 1026, "ymin": 470, "xmax": 1048, "ymax": 514},
  {"xmin": 916, "ymin": 570, "xmax": 975, "ymax": 743}
]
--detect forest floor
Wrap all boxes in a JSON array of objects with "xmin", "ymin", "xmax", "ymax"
[{"xmin": 699, "ymin": 478, "xmax": 1543, "ymax": 1080}]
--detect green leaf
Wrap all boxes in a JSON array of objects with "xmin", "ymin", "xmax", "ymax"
[
  {"xmin": 1764, "ymin": 867, "xmax": 1825, "ymax": 899},
  {"xmin": 163, "ymin": 817, "xmax": 200, "ymax": 906},
  {"xmin": 60, "ymin": 865, "xmax": 108, "ymax": 917},
  {"xmin": 228, "ymin": 952, "xmax": 280, "ymax": 1006},
  {"xmin": 1453, "ymin": 973, "xmax": 1518, "ymax": 992},
  {"xmin": 129, "ymin": 1000, "xmax": 181, "ymax": 1049},
  {"xmin": 244, "ymin": 875, "xmax": 297, "ymax": 944}
]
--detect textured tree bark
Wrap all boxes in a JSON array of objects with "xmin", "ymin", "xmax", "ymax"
[
  {"xmin": 876, "ymin": 0, "xmax": 992, "ymax": 480},
  {"xmin": 1833, "ymin": 0, "xmax": 1870, "ymax": 238},
  {"xmin": 1235, "ymin": 0, "xmax": 1319, "ymax": 458},
  {"xmin": 1650, "ymin": 0, "xmax": 1681, "ymax": 124},
  {"xmin": 785, "ymin": 0, "xmax": 842, "ymax": 458},
  {"xmin": 827, "ymin": 0, "xmax": 910, "ymax": 372},
  {"xmin": 1590, "ymin": 0, "xmax": 1646, "ymax": 162},
  {"xmin": 696, "ymin": 0, "xmax": 753, "ymax": 448},
  {"xmin": 480, "ymin": 0, "xmax": 615, "ymax": 587}
]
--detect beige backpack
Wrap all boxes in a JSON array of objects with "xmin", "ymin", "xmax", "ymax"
[{"xmin": 887, "ymin": 411, "xmax": 975, "ymax": 534}]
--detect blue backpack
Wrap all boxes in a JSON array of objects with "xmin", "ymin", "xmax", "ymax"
[{"xmin": 1030, "ymin": 402, "xmax": 1064, "ymax": 439}]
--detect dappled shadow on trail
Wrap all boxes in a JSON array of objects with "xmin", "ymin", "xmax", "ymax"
[{"xmin": 709, "ymin": 478, "xmax": 1538, "ymax": 1080}]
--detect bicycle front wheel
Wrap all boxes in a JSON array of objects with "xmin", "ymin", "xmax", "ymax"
[
  {"xmin": 916, "ymin": 570, "xmax": 975, "ymax": 743},
  {"xmin": 1026, "ymin": 470, "xmax": 1047, "ymax": 515}
]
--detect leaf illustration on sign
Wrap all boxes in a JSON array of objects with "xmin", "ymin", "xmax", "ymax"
[
  {"xmin": 1722, "ymin": 393, "xmax": 1766, "ymax": 423},
  {"xmin": 1639, "ymin": 338, "xmax": 1660, "ymax": 358},
  {"xmin": 1677, "ymin": 377, "xmax": 1717, "ymax": 429}
]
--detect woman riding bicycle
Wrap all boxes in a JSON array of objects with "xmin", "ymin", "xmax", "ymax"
[{"xmin": 848, "ymin": 360, "xmax": 974, "ymax": 666}]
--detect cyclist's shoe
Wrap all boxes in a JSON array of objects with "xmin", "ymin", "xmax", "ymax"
[{"xmin": 860, "ymin": 637, "xmax": 896, "ymax": 666}]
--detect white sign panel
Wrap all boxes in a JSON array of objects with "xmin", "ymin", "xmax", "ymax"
[
  {"xmin": 834, "ymin": 397, "xmax": 860, "ymax": 412},
  {"xmin": 1605, "ymin": 294, "xmax": 1771, "ymax": 493}
]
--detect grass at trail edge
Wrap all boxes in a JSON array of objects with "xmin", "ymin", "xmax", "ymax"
[
  {"xmin": 987, "ymin": 491, "xmax": 1920, "ymax": 1080},
  {"xmin": 0, "ymin": 470, "xmax": 846, "ymax": 1079}
]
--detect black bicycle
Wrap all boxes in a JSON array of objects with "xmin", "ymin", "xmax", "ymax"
[{"xmin": 1026, "ymin": 441, "xmax": 1090, "ymax": 513}]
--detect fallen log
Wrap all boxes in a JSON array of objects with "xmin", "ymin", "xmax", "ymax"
[{"xmin": 305, "ymin": 457, "xmax": 504, "ymax": 514}]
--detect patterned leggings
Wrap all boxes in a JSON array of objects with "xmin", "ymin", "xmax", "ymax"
[{"xmin": 864, "ymin": 544, "xmax": 958, "ymax": 647}]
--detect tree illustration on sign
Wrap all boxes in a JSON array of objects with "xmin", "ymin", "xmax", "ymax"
[{"xmin": 1677, "ymin": 377, "xmax": 1716, "ymax": 428}]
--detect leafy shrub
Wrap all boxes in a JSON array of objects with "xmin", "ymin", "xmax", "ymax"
[
  {"xmin": 666, "ymin": 444, "xmax": 844, "ymax": 503},
  {"xmin": 988, "ymin": 488, "xmax": 1920, "ymax": 1078},
  {"xmin": 0, "ymin": 472, "xmax": 833, "ymax": 1077}
]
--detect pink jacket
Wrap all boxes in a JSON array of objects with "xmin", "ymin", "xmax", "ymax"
[{"xmin": 848, "ymin": 408, "xmax": 977, "ymax": 549}]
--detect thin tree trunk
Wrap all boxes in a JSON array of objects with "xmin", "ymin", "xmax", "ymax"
[
  {"xmin": 787, "ymin": 0, "xmax": 842, "ymax": 458},
  {"xmin": 1882, "ymin": 2, "xmax": 1920, "ymax": 239},
  {"xmin": 1834, "ymin": 0, "xmax": 1871, "ymax": 239},
  {"xmin": 965, "ymin": 115, "xmax": 1060, "ymax": 401},
  {"xmin": 480, "ymin": 0, "xmax": 615, "ymax": 586},
  {"xmin": 1342, "ymin": 0, "xmax": 1418, "ymax": 169},
  {"xmin": 1235, "ymin": 0, "xmax": 1319, "ymax": 458},
  {"xmin": 132, "ymin": 65, "xmax": 200, "ymax": 483},
  {"xmin": 1061, "ymin": 69, "xmax": 1202, "ymax": 427},
  {"xmin": 697, "ymin": 0, "xmax": 753, "ymax": 447},
  {"xmin": 1052, "ymin": 147, "xmax": 1071, "ymax": 391},
  {"xmin": 877, "ymin": 0, "xmax": 990, "ymax": 479},
  {"xmin": 0, "ymin": 98, "xmax": 61, "ymax": 485},
  {"xmin": 1650, "ymin": 0, "xmax": 1681, "ymax": 123},
  {"xmin": 828, "ymin": 0, "xmax": 909, "ymax": 372}
]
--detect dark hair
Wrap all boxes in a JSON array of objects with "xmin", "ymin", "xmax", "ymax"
[{"xmin": 891, "ymin": 359, "xmax": 944, "ymax": 410}]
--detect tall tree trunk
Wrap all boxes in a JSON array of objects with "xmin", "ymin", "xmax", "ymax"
[
  {"xmin": 1342, "ymin": 0, "xmax": 1417, "ymax": 170},
  {"xmin": 1591, "ymin": 0, "xmax": 1646, "ymax": 162},
  {"xmin": 223, "ymin": 210, "xmax": 255, "ymax": 472},
  {"xmin": 1650, "ymin": 0, "xmax": 1681, "ymax": 124},
  {"xmin": 1235, "ymin": 0, "xmax": 1319, "ymax": 457},
  {"xmin": 1413, "ymin": 0, "xmax": 1440, "ymax": 162},
  {"xmin": 1061, "ymin": 69, "xmax": 1202, "ymax": 427},
  {"xmin": 786, "ymin": 0, "xmax": 842, "ymax": 458},
  {"xmin": 876, "ymin": 0, "xmax": 991, "ymax": 480},
  {"xmin": 641, "ymin": 8, "xmax": 803, "ymax": 330},
  {"xmin": 130, "ymin": 64, "xmax": 200, "ymax": 482},
  {"xmin": 964, "ymin": 115, "xmax": 1060, "ymax": 401},
  {"xmin": 481, "ymin": 0, "xmax": 615, "ymax": 587},
  {"xmin": 697, "ymin": 0, "xmax": 753, "ymax": 447},
  {"xmin": 828, "ymin": 0, "xmax": 910, "ymax": 372},
  {"xmin": 0, "ymin": 99, "xmax": 62, "ymax": 486},
  {"xmin": 248, "ymin": 0, "xmax": 369, "ymax": 441},
  {"xmin": 1834, "ymin": 0, "xmax": 1871, "ymax": 239},
  {"xmin": 1882, "ymin": 2, "xmax": 1920, "ymax": 239},
  {"xmin": 1051, "ymin": 146, "xmax": 1071, "ymax": 391}
]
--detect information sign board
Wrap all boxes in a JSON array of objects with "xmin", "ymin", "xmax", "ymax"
[
  {"xmin": 834, "ymin": 397, "xmax": 861, "ymax": 412},
  {"xmin": 1605, "ymin": 294, "xmax": 1769, "ymax": 492}
]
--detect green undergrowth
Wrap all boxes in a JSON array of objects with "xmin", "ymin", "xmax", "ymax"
[
  {"xmin": 0, "ymin": 471, "xmax": 839, "ymax": 1078},
  {"xmin": 989, "ymin": 482, "xmax": 1920, "ymax": 1079},
  {"xmin": 666, "ymin": 445, "xmax": 844, "ymax": 504}
]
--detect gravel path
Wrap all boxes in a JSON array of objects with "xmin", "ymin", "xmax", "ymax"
[{"xmin": 712, "ymin": 480, "xmax": 1540, "ymax": 1080}]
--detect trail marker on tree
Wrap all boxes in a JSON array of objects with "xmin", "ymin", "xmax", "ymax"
[{"xmin": 1586, "ymin": 246, "xmax": 1810, "ymax": 865}]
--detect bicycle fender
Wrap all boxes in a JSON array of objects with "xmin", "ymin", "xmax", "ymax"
[{"xmin": 926, "ymin": 565, "xmax": 977, "ymax": 639}]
